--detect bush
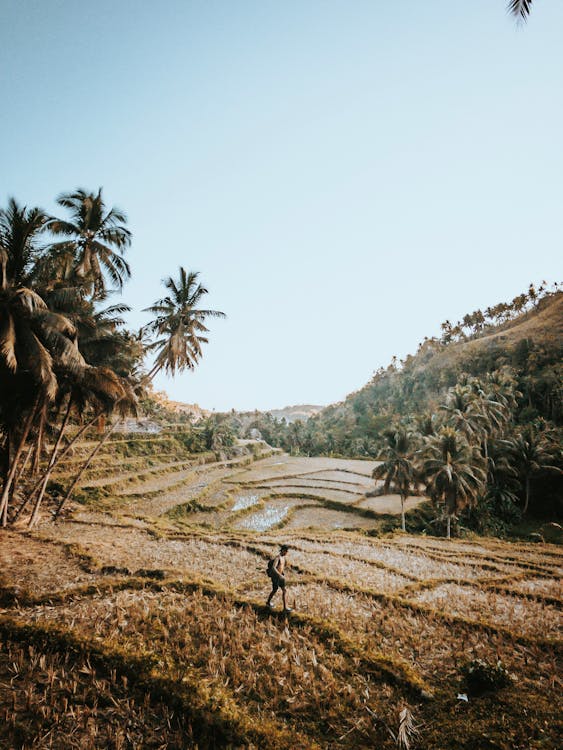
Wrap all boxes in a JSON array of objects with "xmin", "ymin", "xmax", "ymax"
[{"xmin": 461, "ymin": 659, "xmax": 512, "ymax": 696}]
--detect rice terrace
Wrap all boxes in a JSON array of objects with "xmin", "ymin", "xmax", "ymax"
[{"xmin": 1, "ymin": 429, "xmax": 561, "ymax": 748}]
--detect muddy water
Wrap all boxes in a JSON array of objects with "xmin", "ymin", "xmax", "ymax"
[
  {"xmin": 231, "ymin": 494, "xmax": 260, "ymax": 511},
  {"xmin": 236, "ymin": 504, "xmax": 290, "ymax": 531}
]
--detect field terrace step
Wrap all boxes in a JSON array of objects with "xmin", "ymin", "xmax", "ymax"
[
  {"xmin": 48, "ymin": 435, "xmax": 195, "ymax": 460},
  {"xmin": 78, "ymin": 458, "xmax": 199, "ymax": 489},
  {"xmin": 115, "ymin": 453, "xmax": 271, "ymax": 499},
  {"xmin": 51, "ymin": 452, "xmax": 187, "ymax": 480},
  {"xmin": 60, "ymin": 450, "xmax": 275, "ymax": 521}
]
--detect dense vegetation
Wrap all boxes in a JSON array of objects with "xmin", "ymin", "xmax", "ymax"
[
  {"xmin": 0, "ymin": 190, "xmax": 223, "ymax": 527},
  {"xmin": 226, "ymin": 285, "xmax": 562, "ymax": 536}
]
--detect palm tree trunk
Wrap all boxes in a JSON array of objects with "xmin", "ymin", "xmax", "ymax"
[
  {"xmin": 146, "ymin": 362, "xmax": 161, "ymax": 381},
  {"xmin": 0, "ymin": 398, "xmax": 39, "ymax": 526},
  {"xmin": 401, "ymin": 494, "xmax": 406, "ymax": 532},
  {"xmin": 26, "ymin": 398, "xmax": 73, "ymax": 528},
  {"xmin": 523, "ymin": 476, "xmax": 531, "ymax": 514},
  {"xmin": 31, "ymin": 406, "xmax": 46, "ymax": 476},
  {"xmin": 51, "ymin": 419, "xmax": 121, "ymax": 523},
  {"xmin": 446, "ymin": 515, "xmax": 451, "ymax": 540},
  {"xmin": 55, "ymin": 409, "xmax": 105, "ymax": 466},
  {"xmin": 12, "ymin": 408, "xmax": 104, "ymax": 523},
  {"xmin": 9, "ymin": 444, "xmax": 34, "ymax": 507}
]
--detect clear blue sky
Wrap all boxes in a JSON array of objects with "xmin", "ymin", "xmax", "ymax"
[{"xmin": 1, "ymin": 1, "xmax": 561, "ymax": 411}]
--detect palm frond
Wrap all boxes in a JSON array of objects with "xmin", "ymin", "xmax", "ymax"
[
  {"xmin": 0, "ymin": 311, "xmax": 17, "ymax": 370},
  {"xmin": 508, "ymin": 0, "xmax": 533, "ymax": 20}
]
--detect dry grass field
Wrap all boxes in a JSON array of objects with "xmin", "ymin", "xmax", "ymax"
[{"xmin": 1, "ymin": 443, "xmax": 561, "ymax": 748}]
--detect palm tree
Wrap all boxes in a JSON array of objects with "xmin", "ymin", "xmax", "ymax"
[
  {"xmin": 49, "ymin": 371, "xmax": 138, "ymax": 525},
  {"xmin": 0, "ymin": 198, "xmax": 47, "ymax": 287},
  {"xmin": 372, "ymin": 427, "xmax": 418, "ymax": 531},
  {"xmin": 47, "ymin": 188, "xmax": 131, "ymax": 296},
  {"xmin": 440, "ymin": 384, "xmax": 487, "ymax": 443},
  {"xmin": 143, "ymin": 267, "xmax": 225, "ymax": 380},
  {"xmin": 0, "ymin": 285, "xmax": 83, "ymax": 524},
  {"xmin": 0, "ymin": 198, "xmax": 87, "ymax": 525},
  {"xmin": 461, "ymin": 375, "xmax": 511, "ymax": 465},
  {"xmin": 419, "ymin": 427, "xmax": 486, "ymax": 539},
  {"xmin": 510, "ymin": 423, "xmax": 561, "ymax": 514},
  {"xmin": 483, "ymin": 438, "xmax": 521, "ymax": 521}
]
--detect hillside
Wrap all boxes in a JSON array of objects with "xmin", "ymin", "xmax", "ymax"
[
  {"xmin": 329, "ymin": 291, "xmax": 561, "ymax": 420},
  {"xmin": 289, "ymin": 291, "xmax": 562, "ymax": 457},
  {"xmin": 407, "ymin": 291, "xmax": 563, "ymax": 388},
  {"xmin": 1, "ymin": 430, "xmax": 561, "ymax": 749}
]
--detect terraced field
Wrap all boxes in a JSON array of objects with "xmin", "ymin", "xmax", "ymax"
[
  {"xmin": 1, "ymin": 433, "xmax": 561, "ymax": 748},
  {"xmin": 51, "ymin": 440, "xmax": 419, "ymax": 533}
]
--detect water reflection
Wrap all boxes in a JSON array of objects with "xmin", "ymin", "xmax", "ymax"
[
  {"xmin": 238, "ymin": 504, "xmax": 289, "ymax": 531},
  {"xmin": 231, "ymin": 494, "xmax": 259, "ymax": 511}
]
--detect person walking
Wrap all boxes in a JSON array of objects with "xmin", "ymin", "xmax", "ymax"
[{"xmin": 266, "ymin": 544, "xmax": 292, "ymax": 612}]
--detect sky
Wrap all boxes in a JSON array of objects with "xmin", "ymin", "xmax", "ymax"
[{"xmin": 1, "ymin": 1, "xmax": 562, "ymax": 412}]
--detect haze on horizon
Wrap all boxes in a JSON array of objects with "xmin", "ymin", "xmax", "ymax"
[{"xmin": 1, "ymin": 1, "xmax": 561, "ymax": 412}]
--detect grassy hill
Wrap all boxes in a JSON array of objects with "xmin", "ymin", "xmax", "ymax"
[
  {"xmin": 407, "ymin": 291, "xmax": 563, "ymax": 392},
  {"xmin": 319, "ymin": 291, "xmax": 562, "ymax": 431}
]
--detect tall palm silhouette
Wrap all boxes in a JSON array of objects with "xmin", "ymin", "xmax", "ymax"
[
  {"xmin": 510, "ymin": 423, "xmax": 561, "ymax": 514},
  {"xmin": 143, "ymin": 267, "xmax": 225, "ymax": 380},
  {"xmin": 0, "ymin": 198, "xmax": 47, "ymax": 287},
  {"xmin": 48, "ymin": 188, "xmax": 131, "ymax": 295},
  {"xmin": 0, "ymin": 250, "xmax": 85, "ymax": 526}
]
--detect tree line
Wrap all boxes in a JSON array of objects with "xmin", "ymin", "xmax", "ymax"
[
  {"xmin": 371, "ymin": 371, "xmax": 561, "ymax": 537},
  {"xmin": 0, "ymin": 189, "xmax": 223, "ymax": 527},
  {"xmin": 438, "ymin": 282, "xmax": 556, "ymax": 345}
]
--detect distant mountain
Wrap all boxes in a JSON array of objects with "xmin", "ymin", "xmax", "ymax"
[{"xmin": 267, "ymin": 404, "xmax": 324, "ymax": 423}]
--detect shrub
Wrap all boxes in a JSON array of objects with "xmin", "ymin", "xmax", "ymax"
[{"xmin": 462, "ymin": 659, "xmax": 512, "ymax": 696}]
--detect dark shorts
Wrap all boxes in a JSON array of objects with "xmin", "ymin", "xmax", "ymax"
[{"xmin": 270, "ymin": 571, "xmax": 286, "ymax": 591}]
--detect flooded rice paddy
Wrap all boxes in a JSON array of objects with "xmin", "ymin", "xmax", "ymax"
[
  {"xmin": 231, "ymin": 494, "xmax": 260, "ymax": 511},
  {"xmin": 164, "ymin": 453, "xmax": 424, "ymax": 533}
]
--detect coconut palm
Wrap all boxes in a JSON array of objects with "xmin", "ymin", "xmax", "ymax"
[
  {"xmin": 440, "ymin": 384, "xmax": 488, "ymax": 452},
  {"xmin": 47, "ymin": 188, "xmax": 131, "ymax": 295},
  {"xmin": 372, "ymin": 427, "xmax": 418, "ymax": 531},
  {"xmin": 479, "ymin": 438, "xmax": 521, "ymax": 526},
  {"xmin": 0, "ymin": 293, "xmax": 83, "ymax": 525},
  {"xmin": 460, "ymin": 375, "xmax": 512, "ymax": 465},
  {"xmin": 0, "ymin": 197, "xmax": 107, "ymax": 525},
  {"xmin": 413, "ymin": 411, "xmax": 439, "ymax": 438},
  {"xmin": 419, "ymin": 427, "xmax": 486, "ymax": 539},
  {"xmin": 0, "ymin": 198, "xmax": 47, "ymax": 287},
  {"xmin": 0, "ymin": 237, "xmax": 84, "ymax": 524},
  {"xmin": 143, "ymin": 267, "xmax": 225, "ymax": 380},
  {"xmin": 510, "ymin": 423, "xmax": 561, "ymax": 514}
]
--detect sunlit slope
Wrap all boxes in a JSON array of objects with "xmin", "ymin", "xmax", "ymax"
[
  {"xmin": 316, "ymin": 292, "xmax": 563, "ymax": 429},
  {"xmin": 410, "ymin": 291, "xmax": 563, "ymax": 381}
]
